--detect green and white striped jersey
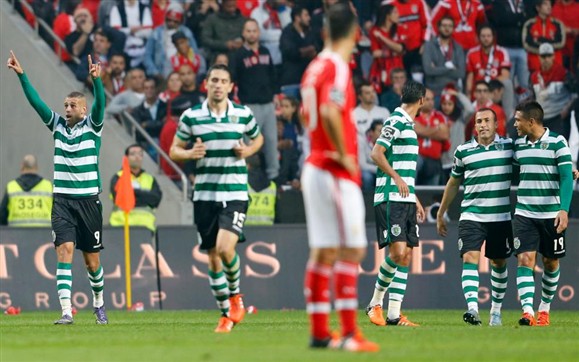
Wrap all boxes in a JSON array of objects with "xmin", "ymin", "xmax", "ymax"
[
  {"xmin": 514, "ymin": 128, "xmax": 573, "ymax": 219},
  {"xmin": 49, "ymin": 114, "xmax": 103, "ymax": 196},
  {"xmin": 18, "ymin": 73, "xmax": 105, "ymax": 197},
  {"xmin": 451, "ymin": 135, "xmax": 513, "ymax": 222},
  {"xmin": 374, "ymin": 107, "xmax": 419, "ymax": 205},
  {"xmin": 177, "ymin": 100, "xmax": 261, "ymax": 202}
]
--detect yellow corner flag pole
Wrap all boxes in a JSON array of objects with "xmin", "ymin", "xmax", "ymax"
[{"xmin": 124, "ymin": 211, "xmax": 132, "ymax": 309}]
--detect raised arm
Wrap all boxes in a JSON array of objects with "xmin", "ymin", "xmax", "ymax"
[
  {"xmin": 88, "ymin": 55, "xmax": 105, "ymax": 126},
  {"xmin": 8, "ymin": 50, "xmax": 53, "ymax": 125}
]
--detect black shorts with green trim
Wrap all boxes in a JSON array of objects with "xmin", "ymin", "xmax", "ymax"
[{"xmin": 375, "ymin": 201, "xmax": 419, "ymax": 249}]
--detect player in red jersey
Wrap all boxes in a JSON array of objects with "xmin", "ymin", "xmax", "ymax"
[
  {"xmin": 431, "ymin": 0, "xmax": 486, "ymax": 51},
  {"xmin": 300, "ymin": 3, "xmax": 379, "ymax": 354}
]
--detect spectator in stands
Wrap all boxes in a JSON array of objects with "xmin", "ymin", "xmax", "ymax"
[
  {"xmin": 185, "ymin": 0, "xmax": 220, "ymax": 45},
  {"xmin": 466, "ymin": 24, "xmax": 515, "ymax": 118},
  {"xmin": 131, "ymin": 77, "xmax": 166, "ymax": 159},
  {"xmin": 369, "ymin": 4, "xmax": 405, "ymax": 94},
  {"xmin": 102, "ymin": 53, "xmax": 127, "ymax": 95},
  {"xmin": 159, "ymin": 71, "xmax": 182, "ymax": 118},
  {"xmin": 384, "ymin": 0, "xmax": 430, "ymax": 82},
  {"xmin": 201, "ymin": 0, "xmax": 247, "ymax": 62},
  {"xmin": 359, "ymin": 120, "xmax": 383, "ymax": 192},
  {"xmin": 109, "ymin": 144, "xmax": 163, "ymax": 232},
  {"xmin": 246, "ymin": 152, "xmax": 277, "ymax": 225},
  {"xmin": 109, "ymin": 0, "xmax": 153, "ymax": 68},
  {"xmin": 465, "ymin": 25, "xmax": 512, "ymax": 98},
  {"xmin": 439, "ymin": 87, "xmax": 474, "ymax": 183},
  {"xmin": 276, "ymin": 97, "xmax": 303, "ymax": 188},
  {"xmin": 231, "ymin": 19, "xmax": 279, "ymax": 181},
  {"xmin": 279, "ymin": 6, "xmax": 318, "ymax": 99},
  {"xmin": 65, "ymin": 7, "xmax": 96, "ymax": 60},
  {"xmin": 173, "ymin": 64, "xmax": 205, "ymax": 109},
  {"xmin": 431, "ymin": 0, "xmax": 486, "ymax": 51},
  {"xmin": 380, "ymin": 67, "xmax": 406, "ymax": 110},
  {"xmin": 74, "ymin": 28, "xmax": 114, "ymax": 84},
  {"xmin": 53, "ymin": 0, "xmax": 81, "ymax": 66},
  {"xmin": 97, "ymin": 0, "xmax": 116, "ymax": 27},
  {"xmin": 251, "ymin": 0, "xmax": 292, "ymax": 68},
  {"xmin": 169, "ymin": 31, "xmax": 206, "ymax": 78},
  {"xmin": 488, "ymin": 79, "xmax": 510, "ymax": 115},
  {"xmin": 0, "ymin": 155, "xmax": 52, "ymax": 227},
  {"xmin": 105, "ymin": 68, "xmax": 146, "ymax": 119},
  {"xmin": 144, "ymin": 4, "xmax": 199, "ymax": 80},
  {"xmin": 523, "ymin": 0, "xmax": 566, "ymax": 74},
  {"xmin": 354, "ymin": 80, "xmax": 390, "ymax": 151},
  {"xmin": 238, "ymin": 0, "xmax": 260, "ymax": 17},
  {"xmin": 415, "ymin": 88, "xmax": 451, "ymax": 185},
  {"xmin": 552, "ymin": 0, "xmax": 579, "ymax": 69},
  {"xmin": 159, "ymin": 97, "xmax": 191, "ymax": 181},
  {"xmin": 531, "ymin": 43, "xmax": 575, "ymax": 140},
  {"xmin": 422, "ymin": 16, "xmax": 466, "ymax": 98},
  {"xmin": 486, "ymin": 0, "xmax": 530, "ymax": 91},
  {"xmin": 466, "ymin": 80, "xmax": 507, "ymax": 138}
]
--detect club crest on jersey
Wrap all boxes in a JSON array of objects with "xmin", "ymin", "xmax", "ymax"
[
  {"xmin": 391, "ymin": 224, "xmax": 401, "ymax": 237},
  {"xmin": 514, "ymin": 237, "xmax": 521, "ymax": 250},
  {"xmin": 230, "ymin": 115, "xmax": 239, "ymax": 123},
  {"xmin": 495, "ymin": 143, "xmax": 503, "ymax": 151},
  {"xmin": 540, "ymin": 142, "xmax": 549, "ymax": 150},
  {"xmin": 458, "ymin": 238, "xmax": 463, "ymax": 251}
]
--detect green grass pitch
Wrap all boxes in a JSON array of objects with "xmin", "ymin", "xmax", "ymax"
[{"xmin": 2, "ymin": 310, "xmax": 578, "ymax": 361}]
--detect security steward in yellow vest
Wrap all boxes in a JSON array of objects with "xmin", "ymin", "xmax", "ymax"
[
  {"xmin": 0, "ymin": 154, "xmax": 53, "ymax": 227},
  {"xmin": 109, "ymin": 145, "xmax": 162, "ymax": 232},
  {"xmin": 245, "ymin": 153, "xmax": 276, "ymax": 225}
]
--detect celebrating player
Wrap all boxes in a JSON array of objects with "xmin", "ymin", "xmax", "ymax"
[
  {"xmin": 170, "ymin": 64, "xmax": 264, "ymax": 333},
  {"xmin": 7, "ymin": 51, "xmax": 108, "ymax": 325},
  {"xmin": 300, "ymin": 3, "xmax": 379, "ymax": 353},
  {"xmin": 512, "ymin": 101, "xmax": 574, "ymax": 326},
  {"xmin": 437, "ymin": 108, "xmax": 514, "ymax": 326},
  {"xmin": 365, "ymin": 80, "xmax": 426, "ymax": 327}
]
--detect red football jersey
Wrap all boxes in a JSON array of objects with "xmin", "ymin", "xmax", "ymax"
[
  {"xmin": 431, "ymin": 0, "xmax": 486, "ymax": 51},
  {"xmin": 466, "ymin": 45, "xmax": 511, "ymax": 96},
  {"xmin": 415, "ymin": 110, "xmax": 450, "ymax": 160},
  {"xmin": 382, "ymin": 0, "xmax": 430, "ymax": 51},
  {"xmin": 300, "ymin": 50, "xmax": 361, "ymax": 185}
]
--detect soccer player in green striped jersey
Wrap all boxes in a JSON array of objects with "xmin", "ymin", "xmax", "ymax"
[
  {"xmin": 8, "ymin": 51, "xmax": 108, "ymax": 325},
  {"xmin": 365, "ymin": 81, "xmax": 426, "ymax": 327},
  {"xmin": 437, "ymin": 108, "xmax": 514, "ymax": 326},
  {"xmin": 512, "ymin": 101, "xmax": 574, "ymax": 327},
  {"xmin": 170, "ymin": 64, "xmax": 264, "ymax": 333}
]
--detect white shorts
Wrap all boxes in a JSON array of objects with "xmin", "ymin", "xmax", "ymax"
[{"xmin": 301, "ymin": 164, "xmax": 367, "ymax": 248}]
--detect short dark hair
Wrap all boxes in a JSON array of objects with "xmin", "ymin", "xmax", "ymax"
[
  {"xmin": 125, "ymin": 144, "xmax": 142, "ymax": 156},
  {"xmin": 477, "ymin": 23, "xmax": 494, "ymax": 37},
  {"xmin": 66, "ymin": 91, "xmax": 85, "ymax": 99},
  {"xmin": 474, "ymin": 80, "xmax": 490, "ymax": 90},
  {"xmin": 475, "ymin": 107, "xmax": 497, "ymax": 123},
  {"xmin": 368, "ymin": 120, "xmax": 383, "ymax": 133},
  {"xmin": 206, "ymin": 63, "xmax": 232, "ymax": 81},
  {"xmin": 515, "ymin": 100, "xmax": 544, "ymax": 124},
  {"xmin": 400, "ymin": 81, "xmax": 426, "ymax": 104},
  {"xmin": 488, "ymin": 79, "xmax": 504, "ymax": 91},
  {"xmin": 437, "ymin": 15, "xmax": 455, "ymax": 28},
  {"xmin": 291, "ymin": 6, "xmax": 307, "ymax": 22},
  {"xmin": 356, "ymin": 79, "xmax": 373, "ymax": 95},
  {"xmin": 326, "ymin": 3, "xmax": 357, "ymax": 42},
  {"xmin": 243, "ymin": 18, "xmax": 258, "ymax": 29}
]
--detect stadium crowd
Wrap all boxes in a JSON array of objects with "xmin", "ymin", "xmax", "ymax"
[{"xmin": 13, "ymin": 0, "xmax": 579, "ymax": 201}]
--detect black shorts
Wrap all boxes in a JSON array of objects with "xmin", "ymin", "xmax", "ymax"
[
  {"xmin": 52, "ymin": 194, "xmax": 103, "ymax": 253},
  {"xmin": 457, "ymin": 220, "xmax": 513, "ymax": 259},
  {"xmin": 375, "ymin": 201, "xmax": 419, "ymax": 249},
  {"xmin": 194, "ymin": 200, "xmax": 248, "ymax": 250},
  {"xmin": 513, "ymin": 215, "xmax": 566, "ymax": 259}
]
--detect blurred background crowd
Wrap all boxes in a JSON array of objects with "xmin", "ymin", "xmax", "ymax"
[{"xmin": 13, "ymin": 0, "xmax": 579, "ymax": 195}]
